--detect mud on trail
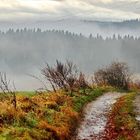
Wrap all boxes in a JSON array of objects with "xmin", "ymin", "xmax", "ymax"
[{"xmin": 75, "ymin": 92, "xmax": 124, "ymax": 140}]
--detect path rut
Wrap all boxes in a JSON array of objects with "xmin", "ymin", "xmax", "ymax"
[{"xmin": 75, "ymin": 92, "xmax": 123, "ymax": 140}]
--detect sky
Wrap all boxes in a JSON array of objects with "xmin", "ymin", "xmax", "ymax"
[{"xmin": 0, "ymin": 0, "xmax": 140, "ymax": 21}]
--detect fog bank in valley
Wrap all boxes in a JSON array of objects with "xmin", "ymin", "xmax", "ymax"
[{"xmin": 0, "ymin": 19, "xmax": 140, "ymax": 90}]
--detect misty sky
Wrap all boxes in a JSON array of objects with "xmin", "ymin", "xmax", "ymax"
[{"xmin": 0, "ymin": 0, "xmax": 140, "ymax": 21}]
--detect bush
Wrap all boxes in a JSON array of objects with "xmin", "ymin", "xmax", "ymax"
[
  {"xmin": 42, "ymin": 60, "xmax": 89, "ymax": 93},
  {"xmin": 94, "ymin": 62, "xmax": 131, "ymax": 90}
]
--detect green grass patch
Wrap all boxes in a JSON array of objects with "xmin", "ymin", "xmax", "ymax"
[
  {"xmin": 73, "ymin": 88, "xmax": 103, "ymax": 112},
  {"xmin": 16, "ymin": 91, "xmax": 36, "ymax": 97}
]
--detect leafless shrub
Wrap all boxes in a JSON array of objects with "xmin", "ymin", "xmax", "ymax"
[
  {"xmin": 42, "ymin": 60, "xmax": 77, "ymax": 92},
  {"xmin": 42, "ymin": 60, "xmax": 89, "ymax": 93},
  {"xmin": 94, "ymin": 62, "xmax": 131, "ymax": 90},
  {"xmin": 77, "ymin": 72, "xmax": 89, "ymax": 88},
  {"xmin": 0, "ymin": 72, "xmax": 17, "ymax": 109}
]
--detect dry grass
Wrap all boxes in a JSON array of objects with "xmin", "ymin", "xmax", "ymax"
[{"xmin": 0, "ymin": 88, "xmax": 103, "ymax": 140}]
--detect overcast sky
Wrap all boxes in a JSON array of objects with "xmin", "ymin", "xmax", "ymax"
[{"xmin": 0, "ymin": 0, "xmax": 140, "ymax": 21}]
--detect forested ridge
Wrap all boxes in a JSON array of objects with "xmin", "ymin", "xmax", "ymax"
[{"xmin": 0, "ymin": 28, "xmax": 140, "ymax": 74}]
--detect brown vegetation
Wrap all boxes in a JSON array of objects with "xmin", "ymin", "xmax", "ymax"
[
  {"xmin": 0, "ymin": 88, "xmax": 104, "ymax": 140},
  {"xmin": 0, "ymin": 72, "xmax": 17, "ymax": 109},
  {"xmin": 94, "ymin": 62, "xmax": 131, "ymax": 90},
  {"xmin": 103, "ymin": 93, "xmax": 140, "ymax": 140}
]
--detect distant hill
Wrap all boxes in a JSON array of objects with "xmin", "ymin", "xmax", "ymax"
[{"xmin": 83, "ymin": 19, "xmax": 140, "ymax": 29}]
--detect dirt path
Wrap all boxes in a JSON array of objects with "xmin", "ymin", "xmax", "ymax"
[
  {"xmin": 134, "ymin": 93, "xmax": 140, "ymax": 122},
  {"xmin": 75, "ymin": 92, "xmax": 123, "ymax": 140}
]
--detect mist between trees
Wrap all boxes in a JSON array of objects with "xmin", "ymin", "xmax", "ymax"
[{"xmin": 0, "ymin": 28, "xmax": 140, "ymax": 90}]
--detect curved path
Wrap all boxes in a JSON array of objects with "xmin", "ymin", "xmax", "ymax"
[{"xmin": 75, "ymin": 92, "xmax": 123, "ymax": 140}]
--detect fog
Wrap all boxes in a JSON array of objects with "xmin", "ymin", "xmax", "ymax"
[
  {"xmin": 1, "ymin": 19, "xmax": 140, "ymax": 37},
  {"xmin": 0, "ymin": 19, "xmax": 140, "ymax": 90}
]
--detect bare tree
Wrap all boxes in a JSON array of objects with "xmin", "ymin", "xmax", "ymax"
[
  {"xmin": 42, "ymin": 60, "xmax": 78, "ymax": 92},
  {"xmin": 76, "ymin": 72, "xmax": 89, "ymax": 93},
  {"xmin": 0, "ymin": 72, "xmax": 17, "ymax": 109},
  {"xmin": 94, "ymin": 62, "xmax": 131, "ymax": 90},
  {"xmin": 42, "ymin": 60, "xmax": 89, "ymax": 93}
]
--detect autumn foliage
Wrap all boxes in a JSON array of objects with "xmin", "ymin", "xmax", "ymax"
[
  {"xmin": 103, "ymin": 93, "xmax": 140, "ymax": 140},
  {"xmin": 0, "ymin": 61, "xmax": 138, "ymax": 140},
  {"xmin": 0, "ymin": 87, "xmax": 104, "ymax": 140},
  {"xmin": 0, "ymin": 91, "xmax": 77, "ymax": 139}
]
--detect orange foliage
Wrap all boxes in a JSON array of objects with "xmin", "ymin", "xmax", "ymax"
[{"xmin": 0, "ymin": 91, "xmax": 79, "ymax": 139}]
